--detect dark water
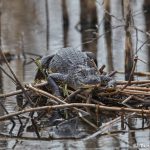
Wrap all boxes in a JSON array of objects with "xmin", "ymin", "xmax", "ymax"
[{"xmin": 0, "ymin": 0, "xmax": 150, "ymax": 149}]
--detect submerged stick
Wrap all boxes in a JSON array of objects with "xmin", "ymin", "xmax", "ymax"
[
  {"xmin": 31, "ymin": 118, "xmax": 40, "ymax": 139},
  {"xmin": 0, "ymin": 66, "xmax": 16, "ymax": 83},
  {"xmin": 79, "ymin": 112, "xmax": 98, "ymax": 130},
  {"xmin": 84, "ymin": 116, "xmax": 121, "ymax": 140}
]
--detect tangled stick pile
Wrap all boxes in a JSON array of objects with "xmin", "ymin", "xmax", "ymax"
[
  {"xmin": 0, "ymin": 51, "xmax": 150, "ymax": 139},
  {"xmin": 0, "ymin": 72, "xmax": 150, "ymax": 139}
]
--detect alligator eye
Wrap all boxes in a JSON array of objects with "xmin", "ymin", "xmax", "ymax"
[
  {"xmin": 109, "ymin": 84, "xmax": 114, "ymax": 88},
  {"xmin": 77, "ymin": 69, "xmax": 85, "ymax": 77},
  {"xmin": 80, "ymin": 71, "xmax": 86, "ymax": 78}
]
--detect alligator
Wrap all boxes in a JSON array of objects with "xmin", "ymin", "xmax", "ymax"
[{"xmin": 36, "ymin": 47, "xmax": 115, "ymax": 96}]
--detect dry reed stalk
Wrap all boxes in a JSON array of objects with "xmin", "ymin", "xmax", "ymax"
[
  {"xmin": 123, "ymin": 0, "xmax": 134, "ymax": 80},
  {"xmin": 143, "ymin": 0, "xmax": 150, "ymax": 71},
  {"xmin": 117, "ymin": 85, "xmax": 150, "ymax": 92},
  {"xmin": 104, "ymin": 0, "xmax": 113, "ymax": 71},
  {"xmin": 116, "ymin": 80, "xmax": 150, "ymax": 85},
  {"xmin": 84, "ymin": 116, "xmax": 121, "ymax": 140},
  {"xmin": 78, "ymin": 112, "xmax": 98, "ymax": 130},
  {"xmin": 45, "ymin": 0, "xmax": 50, "ymax": 51},
  {"xmin": 122, "ymin": 95, "xmax": 133, "ymax": 104},
  {"xmin": 138, "ymin": 83, "xmax": 150, "ymax": 87},
  {"xmin": 122, "ymin": 56, "xmax": 138, "ymax": 90},
  {"xmin": 0, "ymin": 103, "xmax": 150, "ymax": 121},
  {"xmin": 117, "ymin": 71, "xmax": 150, "ymax": 76},
  {"xmin": 0, "ymin": 81, "xmax": 47, "ymax": 98},
  {"xmin": 25, "ymin": 84, "xmax": 89, "ymax": 115},
  {"xmin": 0, "ymin": 50, "xmax": 34, "ymax": 106},
  {"xmin": 120, "ymin": 89, "xmax": 150, "ymax": 96},
  {"xmin": 25, "ymin": 84, "xmax": 64, "ymax": 104},
  {"xmin": 80, "ymin": 0, "xmax": 98, "ymax": 52},
  {"xmin": 97, "ymin": 90, "xmax": 119, "ymax": 96},
  {"xmin": 62, "ymin": 0, "xmax": 69, "ymax": 47}
]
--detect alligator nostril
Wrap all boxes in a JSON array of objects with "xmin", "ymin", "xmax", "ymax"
[{"xmin": 93, "ymin": 79, "xmax": 97, "ymax": 82}]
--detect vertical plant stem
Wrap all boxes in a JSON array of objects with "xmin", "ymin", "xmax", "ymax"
[
  {"xmin": 123, "ymin": 0, "xmax": 134, "ymax": 81},
  {"xmin": 121, "ymin": 56, "xmax": 138, "ymax": 90},
  {"xmin": 0, "ymin": 51, "xmax": 34, "ymax": 106},
  {"xmin": 45, "ymin": 0, "xmax": 50, "ymax": 51},
  {"xmin": 104, "ymin": 0, "xmax": 113, "ymax": 71},
  {"xmin": 62, "ymin": 0, "xmax": 69, "ymax": 47},
  {"xmin": 80, "ymin": 0, "xmax": 98, "ymax": 53},
  {"xmin": 143, "ymin": 0, "xmax": 150, "ymax": 73}
]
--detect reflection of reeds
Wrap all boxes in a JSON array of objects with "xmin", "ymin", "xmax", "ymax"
[
  {"xmin": 104, "ymin": 0, "xmax": 113, "ymax": 72},
  {"xmin": 143, "ymin": 0, "xmax": 150, "ymax": 72},
  {"xmin": 80, "ymin": 0, "xmax": 98, "ymax": 53},
  {"xmin": 45, "ymin": 0, "xmax": 50, "ymax": 51},
  {"xmin": 1, "ymin": 1, "xmax": 150, "ymax": 143},
  {"xmin": 0, "ymin": 12, "xmax": 2, "ymax": 93},
  {"xmin": 123, "ymin": 0, "xmax": 134, "ymax": 81},
  {"xmin": 62, "ymin": 0, "xmax": 69, "ymax": 47},
  {"xmin": 1, "ymin": 75, "xmax": 150, "ymax": 139}
]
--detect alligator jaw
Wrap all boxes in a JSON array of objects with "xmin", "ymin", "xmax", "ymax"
[{"xmin": 80, "ymin": 83, "xmax": 101, "ymax": 89}]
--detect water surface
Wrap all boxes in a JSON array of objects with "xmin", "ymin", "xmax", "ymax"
[{"xmin": 0, "ymin": 0, "xmax": 150, "ymax": 149}]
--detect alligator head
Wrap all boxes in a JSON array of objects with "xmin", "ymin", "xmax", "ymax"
[{"xmin": 67, "ymin": 65, "xmax": 101, "ymax": 89}]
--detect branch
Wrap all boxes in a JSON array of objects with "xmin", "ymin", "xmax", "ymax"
[{"xmin": 0, "ymin": 103, "xmax": 150, "ymax": 121}]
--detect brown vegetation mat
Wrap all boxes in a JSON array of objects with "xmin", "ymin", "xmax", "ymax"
[
  {"xmin": 0, "ymin": 79, "xmax": 150, "ymax": 140},
  {"xmin": 0, "ymin": 51, "xmax": 150, "ymax": 140}
]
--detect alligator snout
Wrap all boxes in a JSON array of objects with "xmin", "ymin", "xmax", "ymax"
[
  {"xmin": 89, "ymin": 78, "xmax": 100, "ymax": 84},
  {"xmin": 84, "ymin": 76, "xmax": 101, "ymax": 85}
]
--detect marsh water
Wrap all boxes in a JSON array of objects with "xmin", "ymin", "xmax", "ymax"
[{"xmin": 0, "ymin": 0, "xmax": 150, "ymax": 149}]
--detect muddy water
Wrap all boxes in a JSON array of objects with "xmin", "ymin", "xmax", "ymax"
[{"xmin": 0, "ymin": 0, "xmax": 150, "ymax": 149}]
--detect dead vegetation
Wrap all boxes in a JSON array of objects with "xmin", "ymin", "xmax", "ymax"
[
  {"xmin": 0, "ymin": 50, "xmax": 150, "ymax": 141},
  {"xmin": 0, "ymin": 1, "xmax": 149, "ymax": 146}
]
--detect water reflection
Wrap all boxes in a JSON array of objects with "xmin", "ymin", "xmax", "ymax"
[
  {"xmin": 0, "ymin": 82, "xmax": 7, "ymax": 149},
  {"xmin": 49, "ymin": 0, "xmax": 63, "ymax": 54},
  {"xmin": 80, "ymin": 0, "xmax": 98, "ymax": 54},
  {"xmin": 0, "ymin": 65, "xmax": 3, "ymax": 93},
  {"xmin": 1, "ymin": 0, "xmax": 46, "ymax": 55},
  {"xmin": 104, "ymin": 0, "xmax": 114, "ymax": 72},
  {"xmin": 67, "ymin": 0, "xmax": 81, "ymax": 48},
  {"xmin": 0, "ymin": 0, "xmax": 150, "ymax": 149},
  {"xmin": 62, "ymin": 0, "xmax": 69, "ymax": 47},
  {"xmin": 143, "ymin": 0, "xmax": 150, "ymax": 72}
]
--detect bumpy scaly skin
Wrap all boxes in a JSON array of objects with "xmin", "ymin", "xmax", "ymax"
[
  {"xmin": 49, "ymin": 47, "xmax": 96, "ymax": 73},
  {"xmin": 40, "ymin": 47, "xmax": 114, "ymax": 96}
]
